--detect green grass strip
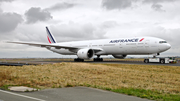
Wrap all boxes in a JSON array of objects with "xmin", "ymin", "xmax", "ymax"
[
  {"xmin": 84, "ymin": 84, "xmax": 180, "ymax": 101},
  {"xmin": 110, "ymin": 88, "xmax": 180, "ymax": 101}
]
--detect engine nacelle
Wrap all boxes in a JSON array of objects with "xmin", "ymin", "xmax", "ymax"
[
  {"xmin": 112, "ymin": 55, "xmax": 127, "ymax": 59},
  {"xmin": 77, "ymin": 48, "xmax": 94, "ymax": 59}
]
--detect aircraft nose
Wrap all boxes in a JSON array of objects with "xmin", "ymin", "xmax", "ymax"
[{"xmin": 166, "ymin": 43, "xmax": 171, "ymax": 49}]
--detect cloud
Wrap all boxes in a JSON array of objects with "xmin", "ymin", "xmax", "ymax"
[
  {"xmin": 143, "ymin": 0, "xmax": 176, "ymax": 4},
  {"xmin": 102, "ymin": 0, "xmax": 178, "ymax": 11},
  {"xmin": 46, "ymin": 2, "xmax": 75, "ymax": 11},
  {"xmin": 0, "ymin": 0, "xmax": 14, "ymax": 2},
  {"xmin": 102, "ymin": 0, "xmax": 135, "ymax": 10},
  {"xmin": 0, "ymin": 11, "xmax": 23, "ymax": 33},
  {"xmin": 151, "ymin": 3, "xmax": 165, "ymax": 12},
  {"xmin": 101, "ymin": 21, "xmax": 118, "ymax": 28},
  {"xmin": 143, "ymin": 0, "xmax": 177, "ymax": 12},
  {"xmin": 0, "ymin": 0, "xmax": 179, "ymax": 58},
  {"xmin": 25, "ymin": 7, "xmax": 52, "ymax": 24},
  {"xmin": 49, "ymin": 21, "xmax": 107, "ymax": 42}
]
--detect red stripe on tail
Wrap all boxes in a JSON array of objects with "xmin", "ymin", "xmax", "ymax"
[{"xmin": 47, "ymin": 36, "xmax": 51, "ymax": 43}]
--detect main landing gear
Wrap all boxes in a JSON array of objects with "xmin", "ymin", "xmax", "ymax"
[
  {"xmin": 93, "ymin": 55, "xmax": 103, "ymax": 62},
  {"xmin": 74, "ymin": 58, "xmax": 84, "ymax": 62},
  {"xmin": 74, "ymin": 55, "xmax": 103, "ymax": 62}
]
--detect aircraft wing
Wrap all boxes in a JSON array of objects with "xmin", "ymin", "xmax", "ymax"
[
  {"xmin": 7, "ymin": 41, "xmax": 78, "ymax": 49},
  {"xmin": 7, "ymin": 41, "xmax": 103, "ymax": 52}
]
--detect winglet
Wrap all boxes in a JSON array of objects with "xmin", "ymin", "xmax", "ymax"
[{"xmin": 46, "ymin": 27, "xmax": 57, "ymax": 44}]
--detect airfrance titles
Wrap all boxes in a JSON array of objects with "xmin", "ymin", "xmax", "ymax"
[{"xmin": 109, "ymin": 38, "xmax": 139, "ymax": 43}]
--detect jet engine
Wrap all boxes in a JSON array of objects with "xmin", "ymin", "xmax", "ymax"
[
  {"xmin": 77, "ymin": 48, "xmax": 94, "ymax": 59},
  {"xmin": 112, "ymin": 55, "xmax": 127, "ymax": 59}
]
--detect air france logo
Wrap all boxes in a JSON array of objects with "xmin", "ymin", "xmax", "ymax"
[
  {"xmin": 109, "ymin": 38, "xmax": 145, "ymax": 43},
  {"xmin": 139, "ymin": 38, "xmax": 144, "ymax": 42},
  {"xmin": 109, "ymin": 38, "xmax": 139, "ymax": 43}
]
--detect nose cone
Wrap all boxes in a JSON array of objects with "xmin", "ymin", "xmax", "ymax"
[{"xmin": 166, "ymin": 43, "xmax": 171, "ymax": 50}]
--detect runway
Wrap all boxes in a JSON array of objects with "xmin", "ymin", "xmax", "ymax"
[
  {"xmin": 31, "ymin": 60, "xmax": 180, "ymax": 67},
  {"xmin": 86, "ymin": 60, "xmax": 180, "ymax": 66},
  {"xmin": 0, "ymin": 87, "xmax": 152, "ymax": 101},
  {"xmin": 0, "ymin": 60, "xmax": 180, "ymax": 66}
]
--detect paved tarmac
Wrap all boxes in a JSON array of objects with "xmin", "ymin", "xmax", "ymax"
[
  {"xmin": 0, "ymin": 87, "xmax": 153, "ymax": 101},
  {"xmin": 1, "ymin": 60, "xmax": 180, "ymax": 66},
  {"xmin": 32, "ymin": 60, "xmax": 180, "ymax": 66},
  {"xmin": 86, "ymin": 61, "xmax": 180, "ymax": 66}
]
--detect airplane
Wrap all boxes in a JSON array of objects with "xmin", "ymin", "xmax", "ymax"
[{"xmin": 8, "ymin": 27, "xmax": 171, "ymax": 62}]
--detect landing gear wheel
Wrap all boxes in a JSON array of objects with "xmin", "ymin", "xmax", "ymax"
[
  {"xmin": 93, "ymin": 58, "xmax": 103, "ymax": 62},
  {"xmin": 144, "ymin": 59, "xmax": 149, "ymax": 63},
  {"xmin": 160, "ymin": 59, "xmax": 165, "ymax": 64},
  {"xmin": 93, "ymin": 55, "xmax": 103, "ymax": 62},
  {"xmin": 74, "ymin": 58, "xmax": 84, "ymax": 62}
]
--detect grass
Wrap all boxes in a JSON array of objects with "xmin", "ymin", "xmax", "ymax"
[
  {"xmin": 0, "ymin": 62, "xmax": 180, "ymax": 100},
  {"xmin": 111, "ymin": 88, "xmax": 180, "ymax": 101}
]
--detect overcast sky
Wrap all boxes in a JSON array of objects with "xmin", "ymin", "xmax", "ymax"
[{"xmin": 0, "ymin": 0, "xmax": 180, "ymax": 58}]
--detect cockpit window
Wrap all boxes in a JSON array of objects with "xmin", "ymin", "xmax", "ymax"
[{"xmin": 159, "ymin": 41, "xmax": 167, "ymax": 43}]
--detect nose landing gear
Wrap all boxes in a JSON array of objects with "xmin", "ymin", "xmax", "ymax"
[{"xmin": 153, "ymin": 53, "xmax": 160, "ymax": 58}]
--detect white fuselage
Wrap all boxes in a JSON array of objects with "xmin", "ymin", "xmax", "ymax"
[
  {"xmin": 8, "ymin": 27, "xmax": 171, "ymax": 60},
  {"xmin": 48, "ymin": 36, "xmax": 171, "ymax": 56}
]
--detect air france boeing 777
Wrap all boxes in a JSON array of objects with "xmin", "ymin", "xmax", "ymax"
[{"xmin": 8, "ymin": 27, "xmax": 171, "ymax": 62}]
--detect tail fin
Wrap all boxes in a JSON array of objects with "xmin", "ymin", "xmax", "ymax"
[{"xmin": 46, "ymin": 27, "xmax": 57, "ymax": 44}]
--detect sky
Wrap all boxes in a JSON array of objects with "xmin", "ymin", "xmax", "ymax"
[{"xmin": 0, "ymin": 0, "xmax": 180, "ymax": 58}]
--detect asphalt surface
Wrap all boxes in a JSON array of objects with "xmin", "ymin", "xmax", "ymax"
[
  {"xmin": 0, "ymin": 63, "xmax": 33, "ymax": 66},
  {"xmin": 1, "ymin": 60, "xmax": 180, "ymax": 66},
  {"xmin": 0, "ymin": 87, "xmax": 153, "ymax": 101},
  {"xmin": 86, "ymin": 60, "xmax": 180, "ymax": 66},
  {"xmin": 32, "ymin": 60, "xmax": 180, "ymax": 66}
]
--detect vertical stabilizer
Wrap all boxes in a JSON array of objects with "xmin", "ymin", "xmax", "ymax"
[{"xmin": 46, "ymin": 27, "xmax": 57, "ymax": 44}]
